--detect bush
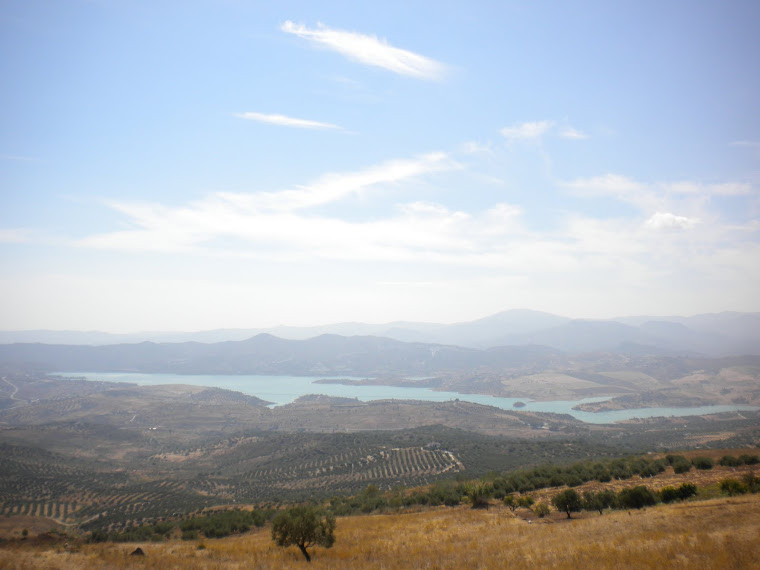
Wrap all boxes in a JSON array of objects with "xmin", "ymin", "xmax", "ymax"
[
  {"xmin": 533, "ymin": 503, "xmax": 551, "ymax": 518},
  {"xmin": 659, "ymin": 486, "xmax": 680, "ymax": 503},
  {"xmin": 517, "ymin": 495, "xmax": 534, "ymax": 509},
  {"xmin": 464, "ymin": 482, "xmax": 493, "ymax": 509},
  {"xmin": 673, "ymin": 460, "xmax": 692, "ymax": 474},
  {"xmin": 739, "ymin": 454, "xmax": 759, "ymax": 465},
  {"xmin": 742, "ymin": 472, "xmax": 760, "ymax": 493},
  {"xmin": 692, "ymin": 457, "xmax": 714, "ymax": 470},
  {"xmin": 617, "ymin": 486, "xmax": 658, "ymax": 509},
  {"xmin": 719, "ymin": 455, "xmax": 741, "ymax": 467},
  {"xmin": 720, "ymin": 479, "xmax": 748, "ymax": 497},
  {"xmin": 677, "ymin": 482, "xmax": 697, "ymax": 500}
]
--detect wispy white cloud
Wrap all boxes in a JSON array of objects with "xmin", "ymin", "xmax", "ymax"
[
  {"xmin": 663, "ymin": 181, "xmax": 752, "ymax": 196},
  {"xmin": 563, "ymin": 173, "xmax": 649, "ymax": 207},
  {"xmin": 0, "ymin": 228, "xmax": 31, "ymax": 243},
  {"xmin": 77, "ymin": 153, "xmax": 466, "ymax": 257},
  {"xmin": 559, "ymin": 126, "xmax": 588, "ymax": 140},
  {"xmin": 236, "ymin": 112, "xmax": 341, "ymax": 130},
  {"xmin": 500, "ymin": 120, "xmax": 554, "ymax": 141},
  {"xmin": 218, "ymin": 152, "xmax": 459, "ymax": 212},
  {"xmin": 281, "ymin": 21, "xmax": 447, "ymax": 80},
  {"xmin": 564, "ymin": 174, "xmax": 754, "ymax": 215},
  {"xmin": 460, "ymin": 141, "xmax": 494, "ymax": 155},
  {"xmin": 644, "ymin": 212, "xmax": 701, "ymax": 231}
]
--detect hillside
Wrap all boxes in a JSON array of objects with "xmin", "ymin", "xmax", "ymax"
[{"xmin": 2, "ymin": 491, "xmax": 759, "ymax": 568}]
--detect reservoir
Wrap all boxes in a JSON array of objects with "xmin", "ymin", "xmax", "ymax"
[{"xmin": 54, "ymin": 372, "xmax": 758, "ymax": 425}]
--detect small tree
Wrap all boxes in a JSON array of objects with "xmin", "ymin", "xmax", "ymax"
[
  {"xmin": 677, "ymin": 482, "xmax": 697, "ymax": 500},
  {"xmin": 271, "ymin": 506, "xmax": 336, "ymax": 562},
  {"xmin": 503, "ymin": 495, "xmax": 517, "ymax": 512},
  {"xmin": 533, "ymin": 502, "xmax": 551, "ymax": 518},
  {"xmin": 720, "ymin": 479, "xmax": 748, "ymax": 497},
  {"xmin": 552, "ymin": 489, "xmax": 582, "ymax": 519},
  {"xmin": 659, "ymin": 486, "xmax": 680, "ymax": 503},
  {"xmin": 464, "ymin": 482, "xmax": 493, "ymax": 509},
  {"xmin": 583, "ymin": 490, "xmax": 615, "ymax": 514},
  {"xmin": 517, "ymin": 495, "xmax": 534, "ymax": 509},
  {"xmin": 617, "ymin": 486, "xmax": 658, "ymax": 510},
  {"xmin": 692, "ymin": 457, "xmax": 714, "ymax": 470}
]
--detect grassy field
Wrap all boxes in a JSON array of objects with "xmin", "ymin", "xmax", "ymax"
[{"xmin": 1, "ymin": 494, "xmax": 758, "ymax": 569}]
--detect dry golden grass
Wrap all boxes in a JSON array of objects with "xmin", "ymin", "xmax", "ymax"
[{"xmin": 2, "ymin": 494, "xmax": 759, "ymax": 569}]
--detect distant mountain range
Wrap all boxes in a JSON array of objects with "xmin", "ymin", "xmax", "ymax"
[
  {"xmin": 0, "ymin": 334, "xmax": 563, "ymax": 376},
  {"xmin": 1, "ymin": 310, "xmax": 758, "ymax": 358}
]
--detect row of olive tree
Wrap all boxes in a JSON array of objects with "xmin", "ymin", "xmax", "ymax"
[{"xmin": 550, "ymin": 482, "xmax": 698, "ymax": 519}]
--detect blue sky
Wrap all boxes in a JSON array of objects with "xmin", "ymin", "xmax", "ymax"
[{"xmin": 1, "ymin": 0, "xmax": 759, "ymax": 332}]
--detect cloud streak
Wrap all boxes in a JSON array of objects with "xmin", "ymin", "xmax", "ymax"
[
  {"xmin": 236, "ymin": 112, "xmax": 341, "ymax": 130},
  {"xmin": 501, "ymin": 120, "xmax": 554, "ymax": 141},
  {"xmin": 218, "ymin": 152, "xmax": 459, "ymax": 212},
  {"xmin": 281, "ymin": 21, "xmax": 447, "ymax": 80},
  {"xmin": 559, "ymin": 126, "xmax": 588, "ymax": 140}
]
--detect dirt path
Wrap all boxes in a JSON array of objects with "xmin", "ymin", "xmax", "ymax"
[{"xmin": 1, "ymin": 376, "xmax": 25, "ymax": 405}]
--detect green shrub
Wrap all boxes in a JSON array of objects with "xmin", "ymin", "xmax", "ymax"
[
  {"xmin": 719, "ymin": 455, "xmax": 741, "ymax": 467},
  {"xmin": 673, "ymin": 459, "xmax": 692, "ymax": 474},
  {"xmin": 720, "ymin": 479, "xmax": 748, "ymax": 496},
  {"xmin": 677, "ymin": 482, "xmax": 697, "ymax": 500},
  {"xmin": 742, "ymin": 472, "xmax": 760, "ymax": 493},
  {"xmin": 464, "ymin": 482, "xmax": 493, "ymax": 509},
  {"xmin": 659, "ymin": 486, "xmax": 680, "ymax": 503},
  {"xmin": 533, "ymin": 502, "xmax": 551, "ymax": 518},
  {"xmin": 692, "ymin": 457, "xmax": 714, "ymax": 470},
  {"xmin": 617, "ymin": 486, "xmax": 658, "ymax": 509},
  {"xmin": 517, "ymin": 495, "xmax": 534, "ymax": 509}
]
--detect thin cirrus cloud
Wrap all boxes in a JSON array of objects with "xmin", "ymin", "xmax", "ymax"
[
  {"xmin": 217, "ymin": 152, "xmax": 459, "ymax": 212},
  {"xmin": 236, "ymin": 112, "xmax": 342, "ymax": 130},
  {"xmin": 0, "ymin": 228, "xmax": 31, "ymax": 243},
  {"xmin": 559, "ymin": 126, "xmax": 588, "ymax": 140},
  {"xmin": 78, "ymin": 197, "xmax": 527, "ymax": 266},
  {"xmin": 281, "ymin": 21, "xmax": 447, "ymax": 80},
  {"xmin": 500, "ymin": 120, "xmax": 554, "ymax": 141},
  {"xmin": 77, "ymin": 153, "xmax": 467, "ymax": 257},
  {"xmin": 564, "ymin": 174, "xmax": 753, "ymax": 208},
  {"xmin": 501, "ymin": 121, "xmax": 588, "ymax": 141}
]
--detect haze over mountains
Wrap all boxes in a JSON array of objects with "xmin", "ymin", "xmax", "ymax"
[{"xmin": 1, "ymin": 311, "xmax": 758, "ymax": 373}]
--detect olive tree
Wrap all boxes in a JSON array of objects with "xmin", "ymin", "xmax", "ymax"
[
  {"xmin": 552, "ymin": 489, "xmax": 582, "ymax": 519},
  {"xmin": 271, "ymin": 506, "xmax": 336, "ymax": 562}
]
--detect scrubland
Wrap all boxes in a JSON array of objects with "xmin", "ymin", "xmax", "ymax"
[{"xmin": 2, "ymin": 493, "xmax": 759, "ymax": 569}]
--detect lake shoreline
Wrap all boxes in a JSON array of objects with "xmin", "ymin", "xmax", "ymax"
[{"xmin": 51, "ymin": 371, "xmax": 760, "ymax": 425}]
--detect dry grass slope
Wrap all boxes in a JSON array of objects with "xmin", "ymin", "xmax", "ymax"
[{"xmin": 2, "ymin": 494, "xmax": 759, "ymax": 569}]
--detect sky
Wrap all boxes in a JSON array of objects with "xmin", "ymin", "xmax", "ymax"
[{"xmin": 1, "ymin": 0, "xmax": 759, "ymax": 332}]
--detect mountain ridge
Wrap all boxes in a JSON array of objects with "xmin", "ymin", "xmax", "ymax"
[{"xmin": 1, "ymin": 310, "xmax": 758, "ymax": 358}]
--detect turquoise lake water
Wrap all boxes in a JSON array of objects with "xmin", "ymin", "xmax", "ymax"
[{"xmin": 55, "ymin": 372, "xmax": 759, "ymax": 425}]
